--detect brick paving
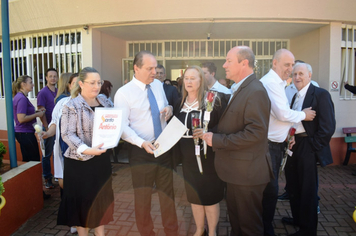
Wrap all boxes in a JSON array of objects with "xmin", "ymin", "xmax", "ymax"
[{"xmin": 12, "ymin": 164, "xmax": 356, "ymax": 236}]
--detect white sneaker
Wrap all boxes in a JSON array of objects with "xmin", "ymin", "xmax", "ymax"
[{"xmin": 70, "ymin": 226, "xmax": 77, "ymax": 234}]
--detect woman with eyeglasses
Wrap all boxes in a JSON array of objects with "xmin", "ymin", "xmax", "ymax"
[
  {"xmin": 12, "ymin": 75, "xmax": 45, "ymax": 162},
  {"xmin": 57, "ymin": 67, "xmax": 114, "ymax": 236}
]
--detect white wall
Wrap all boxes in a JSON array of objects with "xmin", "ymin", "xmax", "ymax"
[
  {"xmin": 99, "ymin": 32, "xmax": 126, "ymax": 100},
  {"xmin": 0, "ymin": 98, "xmax": 37, "ymax": 130},
  {"xmin": 4, "ymin": 0, "xmax": 356, "ymax": 35},
  {"xmin": 290, "ymin": 29, "xmax": 320, "ymax": 84}
]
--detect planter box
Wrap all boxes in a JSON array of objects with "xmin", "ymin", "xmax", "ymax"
[{"xmin": 0, "ymin": 161, "xmax": 43, "ymax": 236}]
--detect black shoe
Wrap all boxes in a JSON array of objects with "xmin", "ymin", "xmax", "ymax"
[
  {"xmin": 43, "ymin": 191, "xmax": 51, "ymax": 200},
  {"xmin": 288, "ymin": 231, "xmax": 304, "ymax": 236},
  {"xmin": 45, "ymin": 178, "xmax": 55, "ymax": 189},
  {"xmin": 278, "ymin": 191, "xmax": 290, "ymax": 201},
  {"xmin": 282, "ymin": 217, "xmax": 298, "ymax": 226}
]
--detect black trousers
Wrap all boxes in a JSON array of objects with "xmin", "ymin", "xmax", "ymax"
[
  {"xmin": 129, "ymin": 144, "xmax": 178, "ymax": 236},
  {"xmin": 262, "ymin": 141, "xmax": 285, "ymax": 236},
  {"xmin": 15, "ymin": 132, "xmax": 40, "ymax": 162},
  {"xmin": 285, "ymin": 136, "xmax": 318, "ymax": 236}
]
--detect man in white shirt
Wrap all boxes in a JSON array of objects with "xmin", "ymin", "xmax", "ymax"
[
  {"xmin": 260, "ymin": 49, "xmax": 316, "ymax": 236},
  {"xmin": 201, "ymin": 62, "xmax": 231, "ymax": 94},
  {"xmin": 114, "ymin": 51, "xmax": 178, "ymax": 236}
]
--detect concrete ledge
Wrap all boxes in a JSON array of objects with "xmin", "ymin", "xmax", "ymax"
[{"xmin": 0, "ymin": 161, "xmax": 43, "ymax": 236}]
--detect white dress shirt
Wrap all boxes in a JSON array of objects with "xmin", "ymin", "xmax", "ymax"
[
  {"xmin": 49, "ymin": 96, "xmax": 71, "ymax": 179},
  {"xmin": 114, "ymin": 76, "xmax": 168, "ymax": 148},
  {"xmin": 292, "ymin": 83, "xmax": 310, "ymax": 134},
  {"xmin": 260, "ymin": 69, "xmax": 306, "ymax": 142},
  {"xmin": 228, "ymin": 73, "xmax": 251, "ymax": 104},
  {"xmin": 210, "ymin": 81, "xmax": 232, "ymax": 94},
  {"xmin": 285, "ymin": 80, "xmax": 319, "ymax": 105}
]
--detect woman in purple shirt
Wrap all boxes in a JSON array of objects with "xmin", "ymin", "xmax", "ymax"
[{"xmin": 12, "ymin": 75, "xmax": 45, "ymax": 162}]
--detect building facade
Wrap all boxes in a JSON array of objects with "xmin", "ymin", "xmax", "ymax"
[{"xmin": 1, "ymin": 0, "xmax": 356, "ymax": 164}]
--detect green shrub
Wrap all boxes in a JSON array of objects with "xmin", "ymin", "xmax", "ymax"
[
  {"xmin": 0, "ymin": 176, "xmax": 4, "ymax": 196},
  {"xmin": 0, "ymin": 142, "xmax": 6, "ymax": 168}
]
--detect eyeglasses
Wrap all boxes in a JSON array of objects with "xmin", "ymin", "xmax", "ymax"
[{"xmin": 83, "ymin": 80, "xmax": 104, "ymax": 87}]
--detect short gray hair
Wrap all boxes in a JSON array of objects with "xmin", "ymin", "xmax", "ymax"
[{"xmin": 294, "ymin": 62, "xmax": 312, "ymax": 74}]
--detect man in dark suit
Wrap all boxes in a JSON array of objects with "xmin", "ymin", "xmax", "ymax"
[
  {"xmin": 201, "ymin": 46, "xmax": 273, "ymax": 235},
  {"xmin": 156, "ymin": 64, "xmax": 180, "ymax": 106},
  {"xmin": 285, "ymin": 62, "xmax": 335, "ymax": 236}
]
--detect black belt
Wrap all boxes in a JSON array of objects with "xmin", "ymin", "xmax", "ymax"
[
  {"xmin": 295, "ymin": 132, "xmax": 308, "ymax": 138},
  {"xmin": 268, "ymin": 140, "xmax": 284, "ymax": 146}
]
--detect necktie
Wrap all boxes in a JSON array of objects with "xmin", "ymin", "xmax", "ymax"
[
  {"xmin": 292, "ymin": 92, "xmax": 300, "ymax": 111},
  {"xmin": 146, "ymin": 84, "xmax": 162, "ymax": 139}
]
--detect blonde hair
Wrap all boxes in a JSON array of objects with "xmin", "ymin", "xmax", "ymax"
[
  {"xmin": 180, "ymin": 66, "xmax": 206, "ymax": 109},
  {"xmin": 12, "ymin": 75, "xmax": 31, "ymax": 97},
  {"xmin": 54, "ymin": 72, "xmax": 72, "ymax": 102},
  {"xmin": 71, "ymin": 67, "xmax": 99, "ymax": 98}
]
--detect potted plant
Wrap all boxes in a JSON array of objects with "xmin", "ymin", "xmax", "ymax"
[
  {"xmin": 0, "ymin": 176, "xmax": 5, "ymax": 215},
  {"xmin": 0, "ymin": 141, "xmax": 6, "ymax": 168}
]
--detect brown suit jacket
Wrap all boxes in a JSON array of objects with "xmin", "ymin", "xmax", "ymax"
[{"xmin": 212, "ymin": 74, "xmax": 273, "ymax": 186}]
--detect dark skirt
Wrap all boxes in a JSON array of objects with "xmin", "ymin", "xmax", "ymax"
[{"xmin": 57, "ymin": 152, "xmax": 114, "ymax": 228}]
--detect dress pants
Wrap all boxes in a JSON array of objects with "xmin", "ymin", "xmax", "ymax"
[
  {"xmin": 15, "ymin": 132, "xmax": 41, "ymax": 162},
  {"xmin": 227, "ymin": 182, "xmax": 267, "ymax": 236},
  {"xmin": 129, "ymin": 144, "xmax": 178, "ymax": 236},
  {"xmin": 262, "ymin": 141, "xmax": 285, "ymax": 236},
  {"xmin": 285, "ymin": 136, "xmax": 318, "ymax": 236}
]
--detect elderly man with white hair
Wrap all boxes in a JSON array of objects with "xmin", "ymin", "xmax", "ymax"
[{"xmin": 284, "ymin": 62, "xmax": 335, "ymax": 236}]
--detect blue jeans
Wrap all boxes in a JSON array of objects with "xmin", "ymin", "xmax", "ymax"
[{"xmin": 42, "ymin": 135, "xmax": 55, "ymax": 180}]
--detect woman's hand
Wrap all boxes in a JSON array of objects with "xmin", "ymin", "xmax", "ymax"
[
  {"xmin": 82, "ymin": 143, "xmax": 107, "ymax": 156},
  {"xmin": 42, "ymin": 125, "xmax": 56, "ymax": 139},
  {"xmin": 36, "ymin": 108, "xmax": 46, "ymax": 118},
  {"xmin": 192, "ymin": 128, "xmax": 204, "ymax": 139}
]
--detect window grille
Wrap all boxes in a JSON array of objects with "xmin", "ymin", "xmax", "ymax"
[
  {"xmin": 0, "ymin": 30, "xmax": 82, "ymax": 99},
  {"xmin": 127, "ymin": 39, "xmax": 288, "ymax": 80},
  {"xmin": 341, "ymin": 25, "xmax": 356, "ymax": 99},
  {"xmin": 128, "ymin": 39, "xmax": 288, "ymax": 59}
]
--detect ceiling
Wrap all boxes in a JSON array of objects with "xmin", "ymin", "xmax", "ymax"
[{"xmin": 96, "ymin": 21, "xmax": 328, "ymax": 41}]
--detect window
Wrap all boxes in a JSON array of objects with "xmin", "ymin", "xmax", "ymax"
[
  {"xmin": 0, "ymin": 30, "xmax": 82, "ymax": 99},
  {"xmin": 340, "ymin": 25, "xmax": 356, "ymax": 99}
]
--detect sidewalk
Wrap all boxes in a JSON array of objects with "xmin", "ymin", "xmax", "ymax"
[{"xmin": 13, "ymin": 164, "xmax": 356, "ymax": 236}]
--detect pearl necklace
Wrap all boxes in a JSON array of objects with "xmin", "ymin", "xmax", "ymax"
[{"xmin": 185, "ymin": 98, "xmax": 197, "ymax": 106}]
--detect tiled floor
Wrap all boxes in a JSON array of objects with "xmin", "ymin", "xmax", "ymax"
[{"xmin": 13, "ymin": 164, "xmax": 356, "ymax": 236}]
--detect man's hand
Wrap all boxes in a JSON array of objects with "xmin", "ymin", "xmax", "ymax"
[
  {"xmin": 202, "ymin": 132, "xmax": 213, "ymax": 147},
  {"xmin": 142, "ymin": 141, "xmax": 156, "ymax": 154},
  {"xmin": 302, "ymin": 107, "xmax": 316, "ymax": 121},
  {"xmin": 160, "ymin": 105, "xmax": 173, "ymax": 121}
]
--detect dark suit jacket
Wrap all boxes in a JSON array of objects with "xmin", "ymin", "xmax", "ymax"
[
  {"xmin": 163, "ymin": 83, "xmax": 180, "ymax": 106},
  {"xmin": 212, "ymin": 74, "xmax": 273, "ymax": 186},
  {"xmin": 301, "ymin": 84, "xmax": 336, "ymax": 167}
]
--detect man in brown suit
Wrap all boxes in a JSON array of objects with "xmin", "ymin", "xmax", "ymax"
[{"xmin": 201, "ymin": 46, "xmax": 272, "ymax": 235}]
